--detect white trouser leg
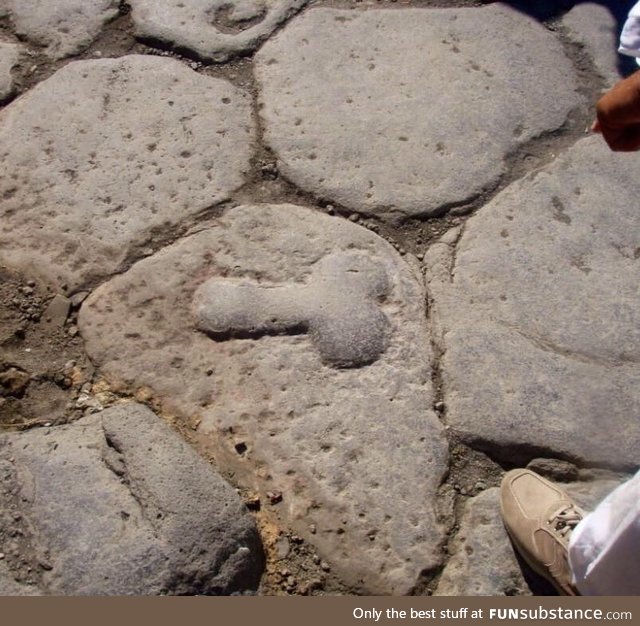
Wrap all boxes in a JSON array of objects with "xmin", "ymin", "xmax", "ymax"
[
  {"xmin": 568, "ymin": 470, "xmax": 640, "ymax": 595},
  {"xmin": 619, "ymin": 1, "xmax": 640, "ymax": 63}
]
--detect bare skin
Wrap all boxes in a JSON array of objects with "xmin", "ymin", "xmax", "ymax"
[{"xmin": 592, "ymin": 70, "xmax": 640, "ymax": 151}]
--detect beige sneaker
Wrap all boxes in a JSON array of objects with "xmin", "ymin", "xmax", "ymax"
[{"xmin": 500, "ymin": 469, "xmax": 586, "ymax": 595}]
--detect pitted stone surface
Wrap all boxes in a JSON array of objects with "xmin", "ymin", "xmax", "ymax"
[
  {"xmin": 1, "ymin": 0, "xmax": 119, "ymax": 59},
  {"xmin": 79, "ymin": 203, "xmax": 450, "ymax": 594},
  {"xmin": 0, "ymin": 403, "xmax": 264, "ymax": 595},
  {"xmin": 561, "ymin": 2, "xmax": 622, "ymax": 88},
  {"xmin": 0, "ymin": 55, "xmax": 254, "ymax": 291},
  {"xmin": 255, "ymin": 6, "xmax": 580, "ymax": 221},
  {"xmin": 130, "ymin": 0, "xmax": 308, "ymax": 62},
  {"xmin": 426, "ymin": 136, "xmax": 640, "ymax": 469},
  {"xmin": 435, "ymin": 479, "xmax": 622, "ymax": 596},
  {"xmin": 194, "ymin": 251, "xmax": 391, "ymax": 368}
]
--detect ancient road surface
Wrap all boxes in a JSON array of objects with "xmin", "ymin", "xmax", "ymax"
[{"xmin": 0, "ymin": 0, "xmax": 638, "ymax": 596}]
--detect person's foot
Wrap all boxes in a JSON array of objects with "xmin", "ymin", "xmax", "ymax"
[{"xmin": 500, "ymin": 469, "xmax": 586, "ymax": 595}]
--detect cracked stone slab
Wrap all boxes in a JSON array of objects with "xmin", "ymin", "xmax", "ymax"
[
  {"xmin": 435, "ymin": 479, "xmax": 623, "ymax": 596},
  {"xmin": 79, "ymin": 203, "xmax": 450, "ymax": 594},
  {"xmin": 561, "ymin": 2, "xmax": 622, "ymax": 88},
  {"xmin": 0, "ymin": 55, "xmax": 254, "ymax": 291},
  {"xmin": 426, "ymin": 136, "xmax": 640, "ymax": 470},
  {"xmin": 255, "ymin": 6, "xmax": 580, "ymax": 222},
  {"xmin": 0, "ymin": 403, "xmax": 263, "ymax": 595},
  {"xmin": 0, "ymin": 0, "xmax": 119, "ymax": 59},
  {"xmin": 130, "ymin": 0, "xmax": 308, "ymax": 62},
  {"xmin": 0, "ymin": 42, "xmax": 19, "ymax": 102}
]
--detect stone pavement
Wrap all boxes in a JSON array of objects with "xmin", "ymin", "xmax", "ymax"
[{"xmin": 0, "ymin": 0, "xmax": 638, "ymax": 595}]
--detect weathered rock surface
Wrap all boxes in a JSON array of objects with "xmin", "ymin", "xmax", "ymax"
[
  {"xmin": 0, "ymin": 42, "xmax": 19, "ymax": 102},
  {"xmin": 255, "ymin": 6, "xmax": 580, "ymax": 221},
  {"xmin": 130, "ymin": 0, "xmax": 308, "ymax": 62},
  {"xmin": 0, "ymin": 403, "xmax": 264, "ymax": 595},
  {"xmin": 0, "ymin": 55, "xmax": 254, "ymax": 291},
  {"xmin": 0, "ymin": 0, "xmax": 119, "ymax": 59},
  {"xmin": 79, "ymin": 203, "xmax": 450, "ymax": 594},
  {"xmin": 435, "ymin": 479, "xmax": 622, "ymax": 596},
  {"xmin": 426, "ymin": 136, "xmax": 640, "ymax": 470},
  {"xmin": 561, "ymin": 2, "xmax": 622, "ymax": 87}
]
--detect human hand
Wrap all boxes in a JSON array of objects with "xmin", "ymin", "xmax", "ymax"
[{"xmin": 592, "ymin": 70, "xmax": 640, "ymax": 151}]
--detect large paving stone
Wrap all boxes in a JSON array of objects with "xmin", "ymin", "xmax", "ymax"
[
  {"xmin": 425, "ymin": 136, "xmax": 640, "ymax": 470},
  {"xmin": 79, "ymin": 203, "xmax": 450, "ymax": 594},
  {"xmin": 435, "ymin": 479, "xmax": 622, "ymax": 596},
  {"xmin": 561, "ymin": 2, "xmax": 622, "ymax": 87},
  {"xmin": 0, "ymin": 0, "xmax": 119, "ymax": 59},
  {"xmin": 130, "ymin": 0, "xmax": 308, "ymax": 62},
  {"xmin": 0, "ymin": 403, "xmax": 264, "ymax": 595},
  {"xmin": 0, "ymin": 55, "xmax": 254, "ymax": 291},
  {"xmin": 0, "ymin": 42, "xmax": 19, "ymax": 102},
  {"xmin": 255, "ymin": 6, "xmax": 580, "ymax": 222}
]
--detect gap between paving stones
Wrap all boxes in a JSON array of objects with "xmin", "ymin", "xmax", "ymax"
[{"xmin": 0, "ymin": 0, "xmax": 626, "ymax": 595}]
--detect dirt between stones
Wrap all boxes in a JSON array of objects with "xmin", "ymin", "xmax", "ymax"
[
  {"xmin": 0, "ymin": 266, "xmax": 95, "ymax": 431},
  {"xmin": 0, "ymin": 0, "xmax": 623, "ymax": 597}
]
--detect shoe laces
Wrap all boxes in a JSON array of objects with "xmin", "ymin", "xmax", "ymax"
[{"xmin": 547, "ymin": 504, "xmax": 583, "ymax": 540}]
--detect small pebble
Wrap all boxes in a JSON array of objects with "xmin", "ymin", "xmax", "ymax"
[
  {"xmin": 320, "ymin": 561, "xmax": 331, "ymax": 572},
  {"xmin": 348, "ymin": 213, "xmax": 359, "ymax": 222},
  {"xmin": 70, "ymin": 292, "xmax": 89, "ymax": 308},
  {"xmin": 275, "ymin": 536, "xmax": 290, "ymax": 559}
]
